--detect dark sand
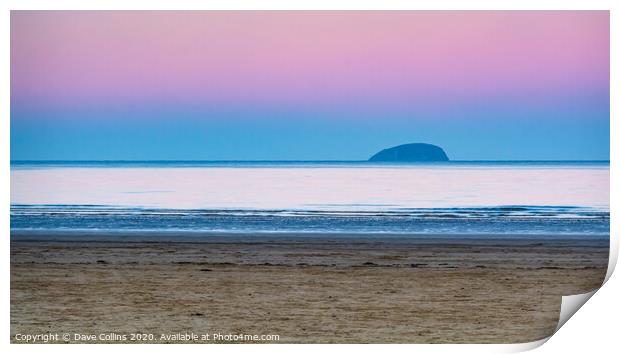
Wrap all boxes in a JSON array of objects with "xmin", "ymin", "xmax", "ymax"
[{"xmin": 10, "ymin": 232, "xmax": 608, "ymax": 343}]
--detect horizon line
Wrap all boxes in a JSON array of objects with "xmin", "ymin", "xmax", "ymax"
[{"xmin": 10, "ymin": 159, "xmax": 611, "ymax": 163}]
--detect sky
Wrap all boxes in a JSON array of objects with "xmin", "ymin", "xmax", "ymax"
[{"xmin": 11, "ymin": 11, "xmax": 609, "ymax": 161}]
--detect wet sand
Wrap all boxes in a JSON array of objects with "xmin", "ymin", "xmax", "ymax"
[{"xmin": 10, "ymin": 233, "xmax": 608, "ymax": 343}]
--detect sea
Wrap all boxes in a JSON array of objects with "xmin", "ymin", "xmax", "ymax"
[{"xmin": 10, "ymin": 161, "xmax": 610, "ymax": 238}]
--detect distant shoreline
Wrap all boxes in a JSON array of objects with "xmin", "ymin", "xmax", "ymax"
[{"xmin": 10, "ymin": 230, "xmax": 610, "ymax": 243}]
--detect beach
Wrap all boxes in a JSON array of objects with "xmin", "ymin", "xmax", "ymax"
[
  {"xmin": 10, "ymin": 233, "xmax": 608, "ymax": 343},
  {"xmin": 10, "ymin": 162, "xmax": 611, "ymax": 343}
]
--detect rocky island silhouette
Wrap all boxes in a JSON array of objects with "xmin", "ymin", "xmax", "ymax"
[{"xmin": 369, "ymin": 143, "xmax": 449, "ymax": 162}]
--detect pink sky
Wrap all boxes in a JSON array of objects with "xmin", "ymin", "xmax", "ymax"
[{"xmin": 11, "ymin": 11, "xmax": 609, "ymax": 109}]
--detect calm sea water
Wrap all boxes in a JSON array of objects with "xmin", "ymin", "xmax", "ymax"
[{"xmin": 10, "ymin": 161, "xmax": 609, "ymax": 236}]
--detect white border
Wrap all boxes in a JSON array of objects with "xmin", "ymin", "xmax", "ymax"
[{"xmin": 2, "ymin": 1, "xmax": 616, "ymax": 353}]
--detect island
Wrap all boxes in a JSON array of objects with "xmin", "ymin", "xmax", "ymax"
[{"xmin": 369, "ymin": 143, "xmax": 449, "ymax": 162}]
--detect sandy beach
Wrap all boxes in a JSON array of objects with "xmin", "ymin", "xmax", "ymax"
[{"xmin": 10, "ymin": 233, "xmax": 608, "ymax": 343}]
